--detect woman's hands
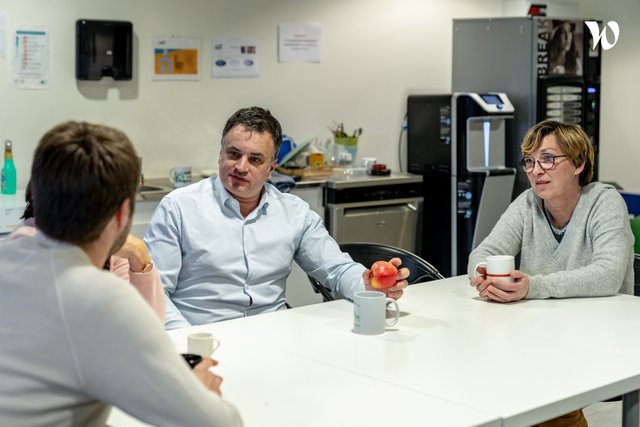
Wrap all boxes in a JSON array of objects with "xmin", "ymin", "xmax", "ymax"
[{"xmin": 470, "ymin": 267, "xmax": 529, "ymax": 303}]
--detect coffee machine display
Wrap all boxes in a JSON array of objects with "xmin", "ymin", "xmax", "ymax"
[{"xmin": 408, "ymin": 92, "xmax": 516, "ymax": 276}]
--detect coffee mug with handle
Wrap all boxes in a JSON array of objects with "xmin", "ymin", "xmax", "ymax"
[
  {"xmin": 474, "ymin": 255, "xmax": 515, "ymax": 283},
  {"xmin": 169, "ymin": 166, "xmax": 192, "ymax": 188},
  {"xmin": 353, "ymin": 291, "xmax": 400, "ymax": 335},
  {"xmin": 187, "ymin": 332, "xmax": 221, "ymax": 357}
]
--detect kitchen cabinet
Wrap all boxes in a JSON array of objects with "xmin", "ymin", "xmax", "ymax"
[{"xmin": 285, "ymin": 182, "xmax": 325, "ymax": 307}]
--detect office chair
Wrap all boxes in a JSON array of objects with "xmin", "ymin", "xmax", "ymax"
[{"xmin": 308, "ymin": 242, "xmax": 444, "ymax": 302}]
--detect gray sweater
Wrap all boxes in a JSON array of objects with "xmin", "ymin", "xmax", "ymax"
[
  {"xmin": 467, "ymin": 182, "xmax": 634, "ymax": 298},
  {"xmin": 0, "ymin": 233, "xmax": 243, "ymax": 427}
]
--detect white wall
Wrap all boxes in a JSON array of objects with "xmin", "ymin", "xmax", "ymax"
[
  {"xmin": 579, "ymin": 0, "xmax": 640, "ymax": 190},
  {"xmin": 0, "ymin": 0, "xmax": 503, "ymax": 187},
  {"xmin": 0, "ymin": 0, "xmax": 637, "ymax": 190}
]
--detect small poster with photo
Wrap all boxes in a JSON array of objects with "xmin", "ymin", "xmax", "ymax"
[
  {"xmin": 211, "ymin": 38, "xmax": 259, "ymax": 78},
  {"xmin": 536, "ymin": 19, "xmax": 584, "ymax": 77}
]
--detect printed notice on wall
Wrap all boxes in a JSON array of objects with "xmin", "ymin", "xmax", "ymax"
[
  {"xmin": 151, "ymin": 36, "xmax": 202, "ymax": 80},
  {"xmin": 12, "ymin": 27, "xmax": 49, "ymax": 89},
  {"xmin": 278, "ymin": 23, "xmax": 322, "ymax": 63},
  {"xmin": 211, "ymin": 37, "xmax": 259, "ymax": 78},
  {"xmin": 0, "ymin": 12, "xmax": 7, "ymax": 58}
]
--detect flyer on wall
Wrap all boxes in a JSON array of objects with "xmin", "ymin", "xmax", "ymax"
[
  {"xmin": 278, "ymin": 23, "xmax": 322, "ymax": 63},
  {"xmin": 12, "ymin": 26, "xmax": 49, "ymax": 89},
  {"xmin": 151, "ymin": 36, "xmax": 202, "ymax": 81},
  {"xmin": 211, "ymin": 38, "xmax": 259, "ymax": 78}
]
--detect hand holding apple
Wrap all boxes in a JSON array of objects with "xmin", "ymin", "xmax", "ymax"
[
  {"xmin": 370, "ymin": 261, "xmax": 399, "ymax": 289},
  {"xmin": 363, "ymin": 257, "xmax": 409, "ymax": 300}
]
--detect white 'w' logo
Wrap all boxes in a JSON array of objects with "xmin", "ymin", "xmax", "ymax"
[{"xmin": 585, "ymin": 21, "xmax": 620, "ymax": 50}]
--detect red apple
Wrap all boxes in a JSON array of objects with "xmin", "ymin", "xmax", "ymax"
[{"xmin": 370, "ymin": 261, "xmax": 398, "ymax": 289}]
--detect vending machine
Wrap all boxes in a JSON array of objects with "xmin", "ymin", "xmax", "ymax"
[
  {"xmin": 452, "ymin": 17, "xmax": 601, "ymax": 197},
  {"xmin": 407, "ymin": 92, "xmax": 516, "ymax": 276}
]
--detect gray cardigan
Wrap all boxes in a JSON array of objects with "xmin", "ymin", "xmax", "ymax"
[{"xmin": 467, "ymin": 182, "xmax": 634, "ymax": 298}]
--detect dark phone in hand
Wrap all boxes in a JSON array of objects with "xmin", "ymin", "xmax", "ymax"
[{"xmin": 181, "ymin": 353, "xmax": 203, "ymax": 369}]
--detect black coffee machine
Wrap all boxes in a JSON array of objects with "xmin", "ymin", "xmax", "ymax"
[{"xmin": 408, "ymin": 92, "xmax": 516, "ymax": 276}]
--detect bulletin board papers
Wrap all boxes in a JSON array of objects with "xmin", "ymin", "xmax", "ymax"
[
  {"xmin": 278, "ymin": 23, "xmax": 322, "ymax": 63},
  {"xmin": 12, "ymin": 27, "xmax": 49, "ymax": 89},
  {"xmin": 152, "ymin": 36, "xmax": 202, "ymax": 81},
  {"xmin": 211, "ymin": 38, "xmax": 259, "ymax": 78}
]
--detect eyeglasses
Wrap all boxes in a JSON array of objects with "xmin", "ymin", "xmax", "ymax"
[{"xmin": 519, "ymin": 154, "xmax": 568, "ymax": 173}]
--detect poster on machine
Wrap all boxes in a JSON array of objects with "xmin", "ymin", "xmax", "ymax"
[
  {"xmin": 535, "ymin": 19, "xmax": 586, "ymax": 125},
  {"xmin": 535, "ymin": 19, "xmax": 584, "ymax": 77}
]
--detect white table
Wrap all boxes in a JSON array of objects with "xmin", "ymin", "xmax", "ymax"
[
  {"xmin": 158, "ymin": 320, "xmax": 500, "ymax": 427},
  {"xmin": 110, "ymin": 315, "xmax": 500, "ymax": 427},
  {"xmin": 110, "ymin": 276, "xmax": 640, "ymax": 426}
]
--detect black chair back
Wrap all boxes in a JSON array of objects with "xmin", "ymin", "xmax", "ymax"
[{"xmin": 309, "ymin": 242, "xmax": 444, "ymax": 302}]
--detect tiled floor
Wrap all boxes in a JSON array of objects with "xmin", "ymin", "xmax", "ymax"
[{"xmin": 583, "ymin": 401, "xmax": 622, "ymax": 426}]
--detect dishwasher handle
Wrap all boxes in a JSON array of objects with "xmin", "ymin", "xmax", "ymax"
[{"xmin": 326, "ymin": 197, "xmax": 423, "ymax": 210}]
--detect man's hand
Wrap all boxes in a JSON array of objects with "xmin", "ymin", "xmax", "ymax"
[
  {"xmin": 192, "ymin": 357, "xmax": 224, "ymax": 396},
  {"xmin": 363, "ymin": 257, "xmax": 409, "ymax": 300}
]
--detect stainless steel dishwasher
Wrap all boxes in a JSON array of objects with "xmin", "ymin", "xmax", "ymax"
[{"xmin": 324, "ymin": 174, "xmax": 423, "ymax": 252}]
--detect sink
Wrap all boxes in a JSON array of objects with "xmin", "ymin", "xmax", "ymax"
[
  {"xmin": 138, "ymin": 183, "xmax": 172, "ymax": 201},
  {"xmin": 139, "ymin": 185, "xmax": 166, "ymax": 192}
]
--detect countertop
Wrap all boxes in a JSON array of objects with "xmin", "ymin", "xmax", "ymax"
[
  {"xmin": 138, "ymin": 172, "xmax": 421, "ymax": 201},
  {"xmin": 137, "ymin": 177, "xmax": 175, "ymax": 201}
]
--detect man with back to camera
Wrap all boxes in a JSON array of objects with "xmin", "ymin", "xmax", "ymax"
[
  {"xmin": 0, "ymin": 121, "xmax": 242, "ymax": 427},
  {"xmin": 145, "ymin": 106, "xmax": 409, "ymax": 329}
]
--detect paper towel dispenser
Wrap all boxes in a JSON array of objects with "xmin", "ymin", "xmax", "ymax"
[{"xmin": 76, "ymin": 19, "xmax": 133, "ymax": 80}]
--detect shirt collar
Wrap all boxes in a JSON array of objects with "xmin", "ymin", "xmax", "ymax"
[{"xmin": 213, "ymin": 176, "xmax": 271, "ymax": 218}]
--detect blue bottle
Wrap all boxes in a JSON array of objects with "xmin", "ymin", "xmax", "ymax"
[{"xmin": 1, "ymin": 140, "xmax": 17, "ymax": 195}]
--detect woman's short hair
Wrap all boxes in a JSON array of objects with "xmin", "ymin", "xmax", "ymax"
[{"xmin": 521, "ymin": 119, "xmax": 595, "ymax": 186}]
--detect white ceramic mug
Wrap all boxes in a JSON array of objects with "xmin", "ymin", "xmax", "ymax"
[
  {"xmin": 474, "ymin": 255, "xmax": 515, "ymax": 282},
  {"xmin": 187, "ymin": 332, "xmax": 221, "ymax": 357},
  {"xmin": 353, "ymin": 291, "xmax": 400, "ymax": 335},
  {"xmin": 169, "ymin": 166, "xmax": 192, "ymax": 188}
]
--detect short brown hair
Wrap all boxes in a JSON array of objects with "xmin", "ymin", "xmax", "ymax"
[
  {"xmin": 31, "ymin": 121, "xmax": 140, "ymax": 245},
  {"xmin": 221, "ymin": 107, "xmax": 282, "ymax": 161},
  {"xmin": 521, "ymin": 120, "xmax": 595, "ymax": 186}
]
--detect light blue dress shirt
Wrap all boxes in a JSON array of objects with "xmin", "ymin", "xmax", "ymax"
[{"xmin": 145, "ymin": 176, "xmax": 366, "ymax": 329}]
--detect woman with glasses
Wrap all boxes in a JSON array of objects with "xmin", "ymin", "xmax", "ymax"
[
  {"xmin": 467, "ymin": 119, "xmax": 633, "ymax": 426},
  {"xmin": 468, "ymin": 119, "xmax": 633, "ymax": 302}
]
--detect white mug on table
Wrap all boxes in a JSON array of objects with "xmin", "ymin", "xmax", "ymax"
[
  {"xmin": 353, "ymin": 291, "xmax": 400, "ymax": 335},
  {"xmin": 474, "ymin": 255, "xmax": 515, "ymax": 283},
  {"xmin": 187, "ymin": 332, "xmax": 220, "ymax": 357}
]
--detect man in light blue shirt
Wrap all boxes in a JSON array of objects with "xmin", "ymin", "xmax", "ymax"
[{"xmin": 145, "ymin": 106, "xmax": 408, "ymax": 329}]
